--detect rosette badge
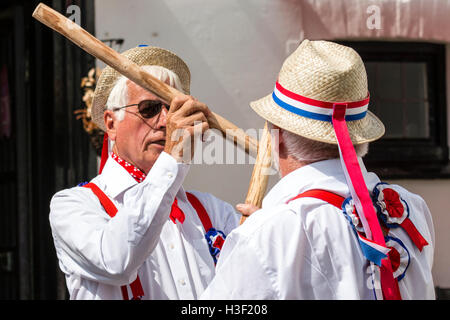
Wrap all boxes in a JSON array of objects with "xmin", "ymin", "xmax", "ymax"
[
  {"xmin": 373, "ymin": 183, "xmax": 428, "ymax": 251},
  {"xmin": 385, "ymin": 236, "xmax": 410, "ymax": 281},
  {"xmin": 342, "ymin": 197, "xmax": 390, "ymax": 267},
  {"xmin": 342, "ymin": 197, "xmax": 364, "ymax": 233},
  {"xmin": 205, "ymin": 229, "xmax": 226, "ymax": 264}
]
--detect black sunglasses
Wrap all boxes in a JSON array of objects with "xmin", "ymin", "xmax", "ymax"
[{"xmin": 112, "ymin": 99, "xmax": 169, "ymax": 119}]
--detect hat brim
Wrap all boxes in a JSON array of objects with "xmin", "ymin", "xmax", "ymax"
[{"xmin": 249, "ymin": 93, "xmax": 385, "ymax": 145}]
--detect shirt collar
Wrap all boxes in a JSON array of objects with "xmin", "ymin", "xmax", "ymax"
[
  {"xmin": 98, "ymin": 153, "xmax": 188, "ymax": 201},
  {"xmin": 262, "ymin": 157, "xmax": 380, "ymax": 208},
  {"xmin": 98, "ymin": 155, "xmax": 139, "ymax": 199}
]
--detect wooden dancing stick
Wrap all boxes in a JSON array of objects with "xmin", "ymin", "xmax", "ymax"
[
  {"xmin": 240, "ymin": 122, "xmax": 272, "ymax": 224},
  {"xmin": 33, "ymin": 2, "xmax": 272, "ymax": 221},
  {"xmin": 32, "ymin": 2, "xmax": 258, "ymax": 156}
]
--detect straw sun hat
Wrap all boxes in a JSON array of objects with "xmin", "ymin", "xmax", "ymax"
[
  {"xmin": 91, "ymin": 45, "xmax": 191, "ymax": 132},
  {"xmin": 250, "ymin": 39, "xmax": 385, "ymax": 145}
]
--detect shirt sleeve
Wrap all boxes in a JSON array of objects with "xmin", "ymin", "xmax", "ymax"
[
  {"xmin": 200, "ymin": 204, "xmax": 343, "ymax": 300},
  {"xmin": 200, "ymin": 230, "xmax": 279, "ymax": 300},
  {"xmin": 49, "ymin": 152, "xmax": 189, "ymax": 286}
]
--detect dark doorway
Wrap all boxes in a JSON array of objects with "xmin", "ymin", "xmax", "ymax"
[{"xmin": 0, "ymin": 0, "xmax": 97, "ymax": 299}]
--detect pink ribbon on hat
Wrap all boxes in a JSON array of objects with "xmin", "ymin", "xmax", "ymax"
[{"xmin": 332, "ymin": 104, "xmax": 401, "ymax": 300}]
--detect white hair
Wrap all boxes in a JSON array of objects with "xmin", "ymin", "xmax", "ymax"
[
  {"xmin": 106, "ymin": 65, "xmax": 185, "ymax": 121},
  {"xmin": 270, "ymin": 123, "xmax": 369, "ymax": 165}
]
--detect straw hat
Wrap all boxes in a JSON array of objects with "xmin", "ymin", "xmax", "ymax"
[
  {"xmin": 250, "ymin": 39, "xmax": 385, "ymax": 144},
  {"xmin": 91, "ymin": 45, "xmax": 191, "ymax": 132}
]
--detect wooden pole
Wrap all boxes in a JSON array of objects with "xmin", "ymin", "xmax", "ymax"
[
  {"xmin": 32, "ymin": 2, "xmax": 272, "ymax": 221},
  {"xmin": 32, "ymin": 2, "xmax": 258, "ymax": 157},
  {"xmin": 239, "ymin": 122, "xmax": 272, "ymax": 224}
]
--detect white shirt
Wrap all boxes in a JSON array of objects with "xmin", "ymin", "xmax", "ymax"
[
  {"xmin": 201, "ymin": 158, "xmax": 435, "ymax": 300},
  {"xmin": 49, "ymin": 152, "xmax": 240, "ymax": 300}
]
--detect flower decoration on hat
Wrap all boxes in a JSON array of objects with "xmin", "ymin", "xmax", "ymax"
[
  {"xmin": 373, "ymin": 182, "xmax": 428, "ymax": 251},
  {"xmin": 385, "ymin": 235, "xmax": 410, "ymax": 281}
]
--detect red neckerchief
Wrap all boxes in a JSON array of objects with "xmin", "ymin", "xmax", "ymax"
[
  {"xmin": 111, "ymin": 152, "xmax": 147, "ymax": 183},
  {"xmin": 111, "ymin": 152, "xmax": 185, "ymax": 224}
]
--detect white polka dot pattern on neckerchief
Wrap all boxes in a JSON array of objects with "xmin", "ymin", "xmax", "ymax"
[{"xmin": 111, "ymin": 153, "xmax": 147, "ymax": 183}]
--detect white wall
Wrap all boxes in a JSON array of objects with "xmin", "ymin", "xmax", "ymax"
[
  {"xmin": 388, "ymin": 180, "xmax": 450, "ymax": 287},
  {"xmin": 95, "ymin": 0, "xmax": 450, "ymax": 288}
]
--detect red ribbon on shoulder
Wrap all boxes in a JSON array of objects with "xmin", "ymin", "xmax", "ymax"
[{"xmin": 400, "ymin": 219, "xmax": 428, "ymax": 251}]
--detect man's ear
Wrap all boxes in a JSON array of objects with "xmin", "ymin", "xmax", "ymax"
[
  {"xmin": 272, "ymin": 125, "xmax": 287, "ymax": 159},
  {"xmin": 272, "ymin": 125, "xmax": 283, "ymax": 145},
  {"xmin": 104, "ymin": 110, "xmax": 117, "ymax": 141}
]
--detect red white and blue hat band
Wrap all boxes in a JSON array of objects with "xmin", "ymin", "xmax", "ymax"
[{"xmin": 272, "ymin": 81, "xmax": 370, "ymax": 122}]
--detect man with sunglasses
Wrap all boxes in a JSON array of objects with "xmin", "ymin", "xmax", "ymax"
[{"xmin": 49, "ymin": 46, "xmax": 240, "ymax": 299}]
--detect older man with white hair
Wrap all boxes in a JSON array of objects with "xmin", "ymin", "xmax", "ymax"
[
  {"xmin": 201, "ymin": 40, "xmax": 435, "ymax": 300},
  {"xmin": 49, "ymin": 46, "xmax": 239, "ymax": 300}
]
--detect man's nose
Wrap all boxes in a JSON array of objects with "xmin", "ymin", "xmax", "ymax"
[{"xmin": 155, "ymin": 105, "xmax": 168, "ymax": 129}]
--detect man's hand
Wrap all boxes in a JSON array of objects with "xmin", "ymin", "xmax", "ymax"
[
  {"xmin": 164, "ymin": 95, "xmax": 211, "ymax": 162},
  {"xmin": 236, "ymin": 203, "xmax": 260, "ymax": 217}
]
